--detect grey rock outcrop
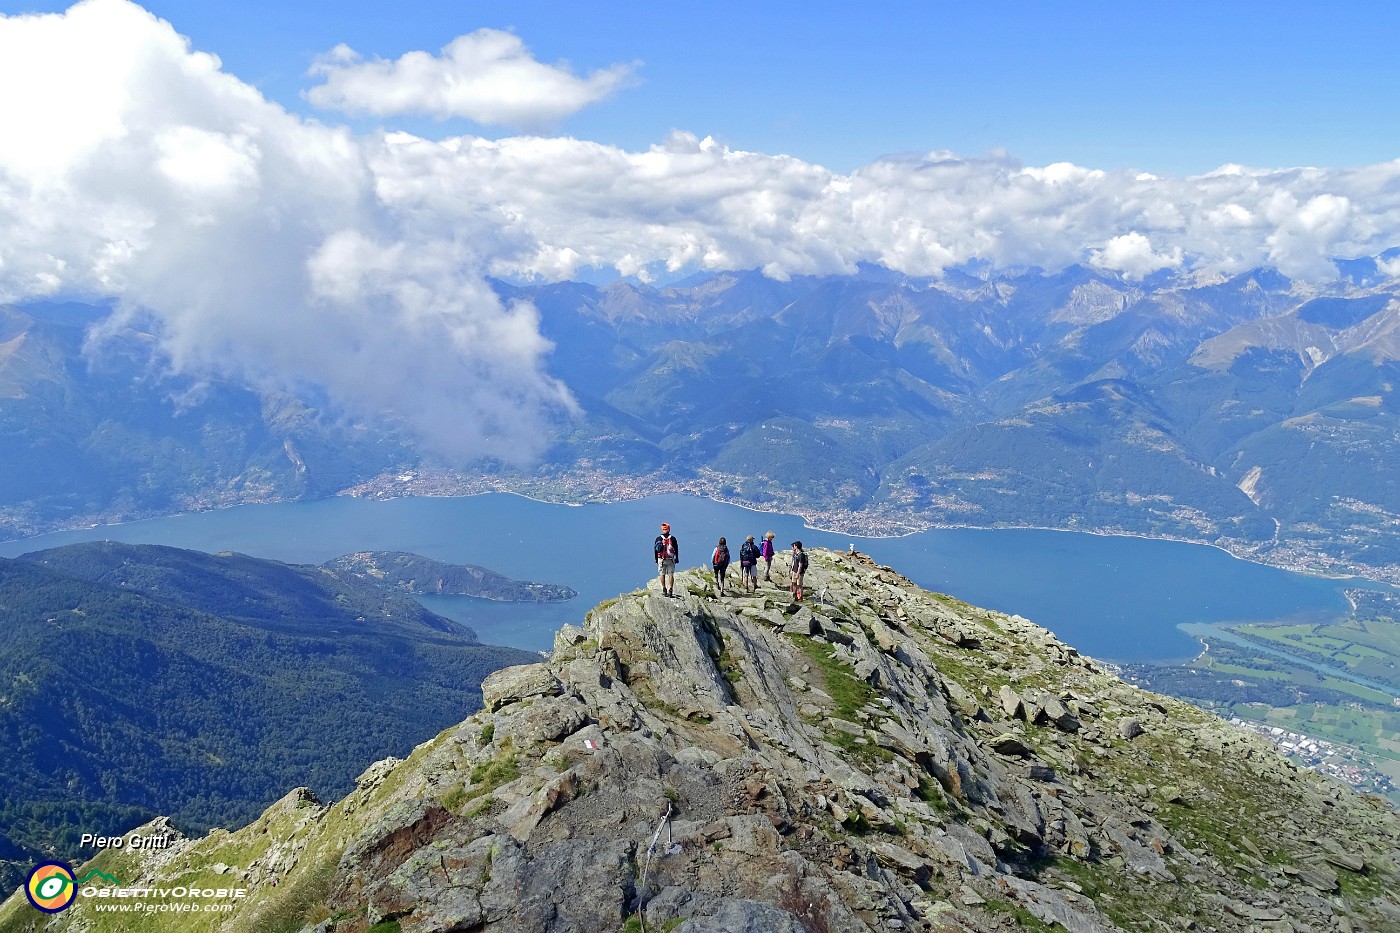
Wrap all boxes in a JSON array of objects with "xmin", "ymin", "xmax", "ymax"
[{"xmin": 17, "ymin": 549, "xmax": 1400, "ymax": 933}]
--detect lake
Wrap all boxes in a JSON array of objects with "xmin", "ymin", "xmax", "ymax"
[{"xmin": 0, "ymin": 492, "xmax": 1353, "ymax": 662}]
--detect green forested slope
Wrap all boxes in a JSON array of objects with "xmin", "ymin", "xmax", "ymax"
[{"xmin": 0, "ymin": 544, "xmax": 536, "ymax": 894}]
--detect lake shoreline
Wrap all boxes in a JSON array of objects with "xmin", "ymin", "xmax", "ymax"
[
  {"xmin": 338, "ymin": 472, "xmax": 1397, "ymax": 590},
  {"xmin": 5, "ymin": 480, "xmax": 1392, "ymax": 602},
  {"xmin": 3, "ymin": 488, "xmax": 1350, "ymax": 666}
]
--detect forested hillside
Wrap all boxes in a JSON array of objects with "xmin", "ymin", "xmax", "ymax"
[{"xmin": 0, "ymin": 543, "xmax": 536, "ymax": 893}]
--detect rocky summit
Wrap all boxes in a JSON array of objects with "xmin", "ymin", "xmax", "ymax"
[{"xmin": 6, "ymin": 550, "xmax": 1400, "ymax": 933}]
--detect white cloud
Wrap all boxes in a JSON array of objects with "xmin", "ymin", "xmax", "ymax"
[
  {"xmin": 1090, "ymin": 232, "xmax": 1183, "ymax": 279},
  {"xmin": 0, "ymin": 0, "xmax": 575, "ymax": 463},
  {"xmin": 366, "ymin": 131, "xmax": 1400, "ymax": 284},
  {"xmin": 154, "ymin": 126, "xmax": 262, "ymax": 203},
  {"xmin": 305, "ymin": 29, "xmax": 636, "ymax": 129},
  {"xmin": 4, "ymin": 0, "xmax": 1400, "ymax": 469}
]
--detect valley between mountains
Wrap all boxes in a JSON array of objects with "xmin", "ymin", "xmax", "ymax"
[{"xmin": 7, "ymin": 263, "xmax": 1400, "ymax": 585}]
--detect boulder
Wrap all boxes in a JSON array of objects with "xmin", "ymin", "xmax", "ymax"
[
  {"xmin": 481, "ymin": 664, "xmax": 564, "ymax": 711},
  {"xmin": 1041, "ymin": 694, "xmax": 1081, "ymax": 732},
  {"xmin": 514, "ymin": 696, "xmax": 589, "ymax": 744},
  {"xmin": 1000, "ymin": 876, "xmax": 1117, "ymax": 933},
  {"xmin": 782, "ymin": 606, "xmax": 818, "ymax": 636},
  {"xmin": 1289, "ymin": 862, "xmax": 1339, "ymax": 892},
  {"xmin": 990, "ymin": 734, "xmax": 1034, "ymax": 758},
  {"xmin": 1324, "ymin": 849, "xmax": 1368, "ymax": 873},
  {"xmin": 999, "ymin": 685, "xmax": 1026, "ymax": 720},
  {"xmin": 673, "ymin": 899, "xmax": 810, "ymax": 933}
]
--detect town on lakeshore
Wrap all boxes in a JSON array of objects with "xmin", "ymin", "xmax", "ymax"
[
  {"xmin": 337, "ymin": 467, "xmax": 1399, "ymax": 585},
  {"xmin": 1229, "ymin": 717, "xmax": 1396, "ymax": 796}
]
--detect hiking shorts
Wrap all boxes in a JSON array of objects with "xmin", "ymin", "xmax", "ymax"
[
  {"xmin": 742, "ymin": 563, "xmax": 758, "ymax": 582},
  {"xmin": 658, "ymin": 558, "xmax": 676, "ymax": 574}
]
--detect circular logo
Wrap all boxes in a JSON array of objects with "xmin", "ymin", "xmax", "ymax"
[{"xmin": 25, "ymin": 862, "xmax": 77, "ymax": 913}]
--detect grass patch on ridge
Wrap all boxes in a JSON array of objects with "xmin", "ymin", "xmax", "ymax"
[{"xmin": 789, "ymin": 635, "xmax": 875, "ymax": 720}]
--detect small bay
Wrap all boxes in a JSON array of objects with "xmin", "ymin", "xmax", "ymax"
[{"xmin": 0, "ymin": 492, "xmax": 1351, "ymax": 661}]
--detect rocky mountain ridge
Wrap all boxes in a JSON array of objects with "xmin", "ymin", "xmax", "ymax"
[{"xmin": 7, "ymin": 549, "xmax": 1398, "ymax": 932}]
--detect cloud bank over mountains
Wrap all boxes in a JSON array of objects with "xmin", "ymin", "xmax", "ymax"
[{"xmin": 2, "ymin": 0, "xmax": 1399, "ymax": 460}]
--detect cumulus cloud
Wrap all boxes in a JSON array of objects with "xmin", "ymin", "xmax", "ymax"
[
  {"xmin": 0, "ymin": 0, "xmax": 575, "ymax": 463},
  {"xmin": 1090, "ymin": 232, "xmax": 1183, "ymax": 279},
  {"xmin": 4, "ymin": 0, "xmax": 1400, "ymax": 469},
  {"xmin": 366, "ymin": 131, "xmax": 1400, "ymax": 284},
  {"xmin": 306, "ymin": 29, "xmax": 636, "ymax": 128}
]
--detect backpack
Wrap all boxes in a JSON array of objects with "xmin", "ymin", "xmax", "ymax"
[
  {"xmin": 739, "ymin": 541, "xmax": 759, "ymax": 564},
  {"xmin": 656, "ymin": 534, "xmax": 677, "ymax": 560},
  {"xmin": 713, "ymin": 544, "xmax": 729, "ymax": 566},
  {"xmin": 793, "ymin": 550, "xmax": 808, "ymax": 572}
]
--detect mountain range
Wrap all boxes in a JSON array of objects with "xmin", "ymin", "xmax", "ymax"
[
  {"xmin": 0, "ymin": 302, "xmax": 411, "ymax": 538},
  {"xmin": 5, "ymin": 550, "xmax": 1396, "ymax": 931},
  {"xmin": 4, "ymin": 260, "xmax": 1400, "ymax": 582}
]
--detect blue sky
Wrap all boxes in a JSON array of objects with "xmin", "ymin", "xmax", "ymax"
[
  {"xmin": 7, "ymin": 0, "xmax": 1398, "ymax": 173},
  {"xmin": 3, "ymin": 0, "xmax": 1400, "ymax": 461}
]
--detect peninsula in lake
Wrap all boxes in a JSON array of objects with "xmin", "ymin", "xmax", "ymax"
[{"xmin": 324, "ymin": 550, "xmax": 578, "ymax": 603}]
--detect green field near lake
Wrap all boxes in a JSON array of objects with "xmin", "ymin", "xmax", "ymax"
[{"xmin": 1231, "ymin": 616, "xmax": 1400, "ymax": 691}]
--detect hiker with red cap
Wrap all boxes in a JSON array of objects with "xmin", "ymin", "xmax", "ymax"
[{"xmin": 654, "ymin": 522, "xmax": 679, "ymax": 597}]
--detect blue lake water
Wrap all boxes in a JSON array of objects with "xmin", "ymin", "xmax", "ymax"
[{"xmin": 0, "ymin": 492, "xmax": 1354, "ymax": 662}]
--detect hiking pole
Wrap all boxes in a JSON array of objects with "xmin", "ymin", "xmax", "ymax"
[{"xmin": 636, "ymin": 802, "xmax": 674, "ymax": 933}]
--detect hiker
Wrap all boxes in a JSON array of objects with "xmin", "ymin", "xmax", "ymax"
[
  {"xmin": 654, "ymin": 522, "xmax": 679, "ymax": 597},
  {"xmin": 760, "ymin": 531, "xmax": 777, "ymax": 583},
  {"xmin": 738, "ymin": 534, "xmax": 761, "ymax": 593},
  {"xmin": 712, "ymin": 536, "xmax": 731, "ymax": 596},
  {"xmin": 789, "ymin": 540, "xmax": 809, "ymax": 601}
]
